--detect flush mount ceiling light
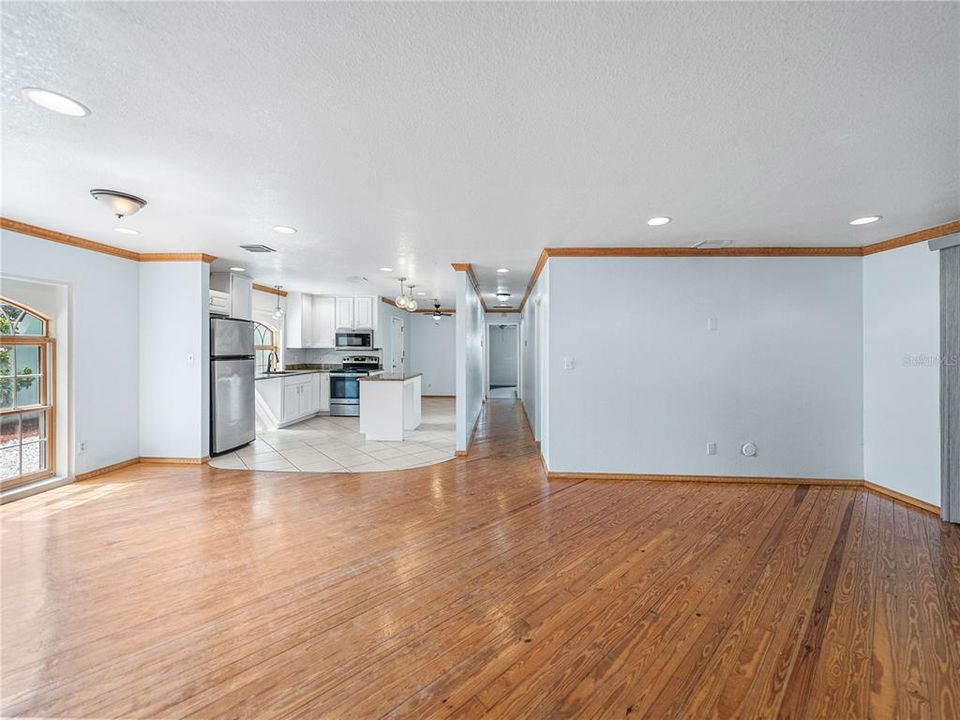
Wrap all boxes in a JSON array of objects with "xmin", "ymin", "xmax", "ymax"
[
  {"xmin": 496, "ymin": 292, "xmax": 511, "ymax": 303},
  {"xmin": 497, "ymin": 268, "xmax": 509, "ymax": 273},
  {"xmin": 272, "ymin": 286, "xmax": 285, "ymax": 319},
  {"xmin": 850, "ymin": 216, "xmax": 881, "ymax": 226},
  {"xmin": 416, "ymin": 291, "xmax": 426, "ymax": 296},
  {"xmin": 90, "ymin": 189, "xmax": 147, "ymax": 218},
  {"xmin": 22, "ymin": 87, "xmax": 90, "ymax": 117},
  {"xmin": 273, "ymin": 225, "xmax": 297, "ymax": 234},
  {"xmin": 114, "ymin": 227, "xmax": 140, "ymax": 236},
  {"xmin": 647, "ymin": 216, "xmax": 672, "ymax": 226},
  {"xmin": 230, "ymin": 267, "xmax": 246, "ymax": 273},
  {"xmin": 380, "ymin": 267, "xmax": 393, "ymax": 272}
]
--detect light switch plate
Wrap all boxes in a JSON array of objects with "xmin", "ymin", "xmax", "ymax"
[
  {"xmin": 707, "ymin": 442, "xmax": 717, "ymax": 456},
  {"xmin": 563, "ymin": 357, "xmax": 575, "ymax": 370},
  {"xmin": 707, "ymin": 317, "xmax": 718, "ymax": 331}
]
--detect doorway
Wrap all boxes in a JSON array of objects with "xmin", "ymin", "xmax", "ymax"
[
  {"xmin": 486, "ymin": 323, "xmax": 519, "ymax": 399},
  {"xmin": 389, "ymin": 316, "xmax": 405, "ymax": 373}
]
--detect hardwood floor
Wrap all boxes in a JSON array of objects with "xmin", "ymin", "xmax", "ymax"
[{"xmin": 2, "ymin": 399, "xmax": 959, "ymax": 719}]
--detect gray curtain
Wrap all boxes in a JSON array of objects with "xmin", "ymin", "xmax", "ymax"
[{"xmin": 942, "ymin": 245, "xmax": 960, "ymax": 523}]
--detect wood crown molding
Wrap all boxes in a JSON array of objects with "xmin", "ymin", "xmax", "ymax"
[
  {"xmin": 860, "ymin": 220, "xmax": 960, "ymax": 256},
  {"xmin": 546, "ymin": 471, "xmax": 940, "ymax": 515},
  {"xmin": 514, "ymin": 219, "xmax": 960, "ymax": 311},
  {"xmin": 253, "ymin": 283, "xmax": 288, "ymax": 297},
  {"xmin": 2, "ymin": 217, "xmax": 217, "ymax": 263},
  {"xmin": 451, "ymin": 262, "xmax": 491, "ymax": 313}
]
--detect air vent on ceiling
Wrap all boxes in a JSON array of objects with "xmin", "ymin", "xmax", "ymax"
[
  {"xmin": 346, "ymin": 275, "xmax": 370, "ymax": 284},
  {"xmin": 240, "ymin": 244, "xmax": 277, "ymax": 253}
]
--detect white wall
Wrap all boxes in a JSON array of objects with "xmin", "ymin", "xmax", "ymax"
[
  {"xmin": 0, "ymin": 229, "xmax": 140, "ymax": 475},
  {"xmin": 863, "ymin": 243, "xmax": 941, "ymax": 505},
  {"xmin": 546, "ymin": 257, "xmax": 864, "ymax": 479},
  {"xmin": 406, "ymin": 312, "xmax": 456, "ymax": 395},
  {"xmin": 489, "ymin": 324, "xmax": 518, "ymax": 386},
  {"xmin": 138, "ymin": 262, "xmax": 210, "ymax": 458},
  {"xmin": 455, "ymin": 272, "xmax": 485, "ymax": 451},
  {"xmin": 520, "ymin": 264, "xmax": 549, "ymax": 445}
]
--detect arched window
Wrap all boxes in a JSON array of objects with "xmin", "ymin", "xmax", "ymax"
[
  {"xmin": 254, "ymin": 321, "xmax": 278, "ymax": 374},
  {"xmin": 0, "ymin": 298, "xmax": 55, "ymax": 489}
]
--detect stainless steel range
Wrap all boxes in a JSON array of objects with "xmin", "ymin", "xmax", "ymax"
[{"xmin": 329, "ymin": 355, "xmax": 381, "ymax": 416}]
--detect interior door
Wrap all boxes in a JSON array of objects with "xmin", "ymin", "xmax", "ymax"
[{"xmin": 390, "ymin": 317, "xmax": 404, "ymax": 372}]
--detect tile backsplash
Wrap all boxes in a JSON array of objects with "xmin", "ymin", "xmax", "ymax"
[{"xmin": 285, "ymin": 348, "xmax": 382, "ymax": 366}]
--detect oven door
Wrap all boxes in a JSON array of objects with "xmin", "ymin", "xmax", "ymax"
[
  {"xmin": 330, "ymin": 373, "xmax": 362, "ymax": 402},
  {"xmin": 335, "ymin": 331, "xmax": 373, "ymax": 350}
]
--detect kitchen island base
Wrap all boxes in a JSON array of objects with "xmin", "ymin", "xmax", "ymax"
[{"xmin": 359, "ymin": 373, "xmax": 422, "ymax": 441}]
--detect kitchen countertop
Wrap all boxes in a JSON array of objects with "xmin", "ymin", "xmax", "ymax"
[
  {"xmin": 285, "ymin": 363, "xmax": 342, "ymax": 371},
  {"xmin": 359, "ymin": 372, "xmax": 422, "ymax": 382}
]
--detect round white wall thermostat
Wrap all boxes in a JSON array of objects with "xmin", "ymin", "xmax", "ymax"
[{"xmin": 741, "ymin": 442, "xmax": 758, "ymax": 457}]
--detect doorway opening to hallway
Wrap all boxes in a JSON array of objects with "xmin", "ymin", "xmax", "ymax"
[{"xmin": 486, "ymin": 323, "xmax": 519, "ymax": 399}]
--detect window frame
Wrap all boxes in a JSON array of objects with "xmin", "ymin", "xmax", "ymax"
[
  {"xmin": 253, "ymin": 321, "xmax": 279, "ymax": 374},
  {"xmin": 0, "ymin": 298, "xmax": 56, "ymax": 491}
]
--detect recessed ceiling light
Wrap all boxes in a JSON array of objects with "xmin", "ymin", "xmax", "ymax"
[
  {"xmin": 647, "ymin": 216, "xmax": 672, "ymax": 226},
  {"xmin": 416, "ymin": 291, "xmax": 426, "ymax": 296},
  {"xmin": 273, "ymin": 225, "xmax": 297, "ymax": 234},
  {"xmin": 22, "ymin": 87, "xmax": 90, "ymax": 117},
  {"xmin": 850, "ymin": 216, "xmax": 881, "ymax": 226},
  {"xmin": 380, "ymin": 267, "xmax": 393, "ymax": 272},
  {"xmin": 114, "ymin": 227, "xmax": 140, "ymax": 236},
  {"xmin": 497, "ymin": 268, "xmax": 509, "ymax": 273},
  {"xmin": 230, "ymin": 267, "xmax": 246, "ymax": 273}
]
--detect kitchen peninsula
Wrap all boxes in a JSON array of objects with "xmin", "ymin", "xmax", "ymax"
[{"xmin": 359, "ymin": 373, "xmax": 423, "ymax": 441}]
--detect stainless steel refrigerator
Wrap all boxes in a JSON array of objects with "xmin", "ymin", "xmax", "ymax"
[{"xmin": 210, "ymin": 317, "xmax": 255, "ymax": 454}]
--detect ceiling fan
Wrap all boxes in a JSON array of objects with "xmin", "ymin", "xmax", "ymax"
[{"xmin": 431, "ymin": 300, "xmax": 452, "ymax": 323}]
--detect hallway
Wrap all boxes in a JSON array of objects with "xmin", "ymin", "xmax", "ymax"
[{"xmin": 2, "ymin": 399, "xmax": 959, "ymax": 718}]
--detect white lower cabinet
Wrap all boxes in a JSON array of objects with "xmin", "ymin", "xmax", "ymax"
[
  {"xmin": 256, "ymin": 372, "xmax": 331, "ymax": 429},
  {"xmin": 281, "ymin": 374, "xmax": 321, "ymax": 424},
  {"xmin": 319, "ymin": 372, "xmax": 330, "ymax": 411}
]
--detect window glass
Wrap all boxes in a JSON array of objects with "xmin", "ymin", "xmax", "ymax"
[
  {"xmin": 0, "ymin": 346, "xmax": 10, "ymax": 376},
  {"xmin": 0, "ymin": 378, "xmax": 12, "ymax": 410},
  {"xmin": 16, "ymin": 373, "xmax": 39, "ymax": 407},
  {"xmin": 15, "ymin": 345, "xmax": 39, "ymax": 376},
  {"xmin": 0, "ymin": 415, "xmax": 19, "ymax": 448},
  {"xmin": 20, "ymin": 411, "xmax": 43, "ymax": 442},
  {"xmin": 0, "ymin": 446, "xmax": 19, "ymax": 481},
  {"xmin": 0, "ymin": 303, "xmax": 45, "ymax": 336},
  {"xmin": 21, "ymin": 442, "xmax": 42, "ymax": 475}
]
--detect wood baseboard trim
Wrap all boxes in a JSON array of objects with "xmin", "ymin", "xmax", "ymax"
[
  {"xmin": 76, "ymin": 457, "xmax": 141, "ymax": 481},
  {"xmin": 140, "ymin": 456, "xmax": 210, "ymax": 465},
  {"xmin": 546, "ymin": 471, "xmax": 941, "ymax": 516},
  {"xmin": 456, "ymin": 409, "xmax": 482, "ymax": 457},
  {"xmin": 862, "ymin": 480, "xmax": 940, "ymax": 515}
]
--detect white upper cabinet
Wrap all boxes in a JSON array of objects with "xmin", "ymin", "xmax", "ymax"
[
  {"xmin": 286, "ymin": 293, "xmax": 336, "ymax": 348},
  {"xmin": 210, "ymin": 272, "xmax": 253, "ymax": 320},
  {"xmin": 335, "ymin": 296, "xmax": 378, "ymax": 331},
  {"xmin": 312, "ymin": 297, "xmax": 335, "ymax": 348},
  {"xmin": 335, "ymin": 297, "xmax": 355, "ymax": 331},
  {"xmin": 354, "ymin": 296, "xmax": 375, "ymax": 329}
]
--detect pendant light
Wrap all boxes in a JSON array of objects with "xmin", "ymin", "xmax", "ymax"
[
  {"xmin": 406, "ymin": 284, "xmax": 418, "ymax": 312},
  {"xmin": 272, "ymin": 285, "xmax": 285, "ymax": 319},
  {"xmin": 395, "ymin": 278, "xmax": 410, "ymax": 309}
]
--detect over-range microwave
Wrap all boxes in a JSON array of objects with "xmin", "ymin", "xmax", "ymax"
[{"xmin": 335, "ymin": 330, "xmax": 374, "ymax": 350}]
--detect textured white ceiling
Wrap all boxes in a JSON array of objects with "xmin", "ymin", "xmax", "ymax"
[{"xmin": 2, "ymin": 2, "xmax": 957, "ymax": 306}]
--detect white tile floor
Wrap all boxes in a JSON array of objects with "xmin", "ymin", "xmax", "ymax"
[{"xmin": 209, "ymin": 397, "xmax": 455, "ymax": 473}]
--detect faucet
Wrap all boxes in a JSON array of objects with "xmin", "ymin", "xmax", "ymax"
[{"xmin": 267, "ymin": 350, "xmax": 280, "ymax": 373}]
